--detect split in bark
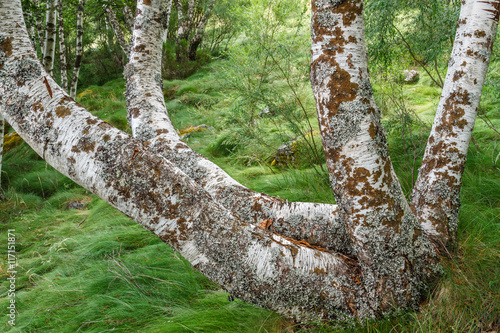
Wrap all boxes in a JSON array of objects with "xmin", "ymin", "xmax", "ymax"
[{"xmin": 69, "ymin": 0, "xmax": 85, "ymax": 99}]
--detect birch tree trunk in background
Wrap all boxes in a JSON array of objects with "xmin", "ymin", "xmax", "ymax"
[
  {"xmin": 1, "ymin": 0, "xmax": 499, "ymax": 322},
  {"xmin": 410, "ymin": 0, "xmax": 500, "ymax": 249},
  {"xmin": 162, "ymin": 0, "xmax": 173, "ymax": 43},
  {"xmin": 33, "ymin": 0, "xmax": 45, "ymax": 56},
  {"xmin": 69, "ymin": 0, "xmax": 85, "ymax": 99},
  {"xmin": 122, "ymin": 2, "xmax": 134, "ymax": 33},
  {"xmin": 174, "ymin": 0, "xmax": 195, "ymax": 61},
  {"xmin": 43, "ymin": 0, "xmax": 57, "ymax": 76},
  {"xmin": 58, "ymin": 1, "xmax": 68, "ymax": 92},
  {"xmin": 104, "ymin": 0, "xmax": 129, "ymax": 58},
  {"xmin": 188, "ymin": 0, "xmax": 215, "ymax": 61}
]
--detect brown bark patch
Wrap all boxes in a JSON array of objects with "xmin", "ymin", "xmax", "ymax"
[
  {"xmin": 0, "ymin": 37, "xmax": 13, "ymax": 70},
  {"xmin": 55, "ymin": 105, "xmax": 71, "ymax": 118}
]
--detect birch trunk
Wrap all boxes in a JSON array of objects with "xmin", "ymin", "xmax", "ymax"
[
  {"xmin": 42, "ymin": 0, "xmax": 57, "ymax": 76},
  {"xmin": 125, "ymin": 0, "xmax": 351, "ymax": 253},
  {"xmin": 57, "ymin": 1, "xmax": 68, "ymax": 92},
  {"xmin": 0, "ymin": 1, "xmax": 368, "ymax": 319},
  {"xmin": 69, "ymin": 0, "xmax": 85, "ymax": 99},
  {"xmin": 188, "ymin": 0, "xmax": 214, "ymax": 61},
  {"xmin": 310, "ymin": 0, "xmax": 439, "ymax": 311},
  {"xmin": 122, "ymin": 2, "xmax": 134, "ymax": 33},
  {"xmin": 33, "ymin": 0, "xmax": 45, "ymax": 56},
  {"xmin": 162, "ymin": 0, "xmax": 173, "ymax": 43},
  {"xmin": 174, "ymin": 0, "xmax": 195, "ymax": 61},
  {"xmin": 411, "ymin": 0, "xmax": 500, "ymax": 247},
  {"xmin": 104, "ymin": 0, "xmax": 129, "ymax": 58}
]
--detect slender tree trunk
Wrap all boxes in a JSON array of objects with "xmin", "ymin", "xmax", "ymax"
[
  {"xmin": 104, "ymin": 0, "xmax": 129, "ymax": 58},
  {"xmin": 69, "ymin": 0, "xmax": 85, "ymax": 99},
  {"xmin": 174, "ymin": 0, "xmax": 195, "ymax": 61},
  {"xmin": 33, "ymin": 0, "xmax": 45, "ymax": 56},
  {"xmin": 188, "ymin": 0, "xmax": 215, "ymax": 61},
  {"xmin": 411, "ymin": 0, "xmax": 500, "ymax": 248},
  {"xmin": 57, "ymin": 0, "xmax": 68, "ymax": 92},
  {"xmin": 43, "ymin": 0, "xmax": 57, "ymax": 76},
  {"xmin": 23, "ymin": 6, "xmax": 37, "ymax": 50},
  {"xmin": 162, "ymin": 0, "xmax": 173, "ymax": 43},
  {"xmin": 122, "ymin": 2, "xmax": 134, "ymax": 33}
]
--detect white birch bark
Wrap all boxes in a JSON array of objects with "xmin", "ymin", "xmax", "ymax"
[
  {"xmin": 57, "ymin": 0, "xmax": 68, "ymax": 92},
  {"xmin": 104, "ymin": 0, "xmax": 129, "ymax": 57},
  {"xmin": 125, "ymin": 0, "xmax": 351, "ymax": 253},
  {"xmin": 188, "ymin": 0, "xmax": 214, "ymax": 60},
  {"xmin": 33, "ymin": 0, "xmax": 45, "ymax": 56},
  {"xmin": 121, "ymin": 2, "xmax": 134, "ymax": 33},
  {"xmin": 174, "ymin": 0, "xmax": 194, "ymax": 60},
  {"xmin": 309, "ymin": 0, "xmax": 439, "ymax": 312},
  {"xmin": 161, "ymin": 0, "xmax": 173, "ymax": 42},
  {"xmin": 411, "ymin": 0, "xmax": 500, "ymax": 246},
  {"xmin": 42, "ymin": 0, "xmax": 57, "ymax": 76},
  {"xmin": 0, "ymin": 1, "xmax": 368, "ymax": 319},
  {"xmin": 69, "ymin": 0, "xmax": 85, "ymax": 99}
]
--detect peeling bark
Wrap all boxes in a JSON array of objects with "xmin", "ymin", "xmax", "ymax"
[
  {"xmin": 57, "ymin": 0, "xmax": 68, "ymax": 92},
  {"xmin": 0, "ymin": 1, "xmax": 368, "ymax": 320},
  {"xmin": 43, "ymin": 0, "xmax": 57, "ymax": 76},
  {"xmin": 188, "ymin": 0, "xmax": 214, "ymax": 61},
  {"xmin": 104, "ymin": 0, "xmax": 129, "ymax": 58},
  {"xmin": 411, "ymin": 0, "xmax": 500, "ymax": 247},
  {"xmin": 69, "ymin": 0, "xmax": 85, "ymax": 99}
]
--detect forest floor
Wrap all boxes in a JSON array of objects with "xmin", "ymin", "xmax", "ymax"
[{"xmin": 1, "ymin": 61, "xmax": 499, "ymax": 332}]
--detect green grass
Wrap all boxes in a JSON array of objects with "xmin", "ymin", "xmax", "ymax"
[{"xmin": 1, "ymin": 59, "xmax": 499, "ymax": 332}]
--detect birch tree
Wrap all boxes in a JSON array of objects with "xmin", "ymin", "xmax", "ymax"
[
  {"xmin": 42, "ymin": 0, "xmax": 57, "ymax": 75},
  {"xmin": 103, "ymin": 0, "xmax": 129, "ymax": 58},
  {"xmin": 57, "ymin": 0, "xmax": 68, "ymax": 92},
  {"xmin": 187, "ymin": 0, "xmax": 215, "ymax": 60},
  {"xmin": 69, "ymin": 0, "xmax": 85, "ymax": 98},
  {"xmin": 0, "ymin": 111, "xmax": 4, "ymax": 199},
  {"xmin": 1, "ymin": 0, "xmax": 499, "ymax": 322}
]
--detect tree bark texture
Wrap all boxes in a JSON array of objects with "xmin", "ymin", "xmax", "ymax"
[
  {"xmin": 43, "ymin": 0, "xmax": 57, "ymax": 76},
  {"xmin": 122, "ymin": 2, "xmax": 135, "ymax": 33},
  {"xmin": 1, "ymin": 0, "xmax": 497, "ymax": 322},
  {"xmin": 161, "ymin": 0, "xmax": 173, "ymax": 43},
  {"xmin": 188, "ymin": 0, "xmax": 215, "ymax": 60},
  {"xmin": 174, "ymin": 0, "xmax": 195, "ymax": 61},
  {"xmin": 58, "ymin": 0, "xmax": 68, "ymax": 92},
  {"xmin": 410, "ymin": 0, "xmax": 500, "ymax": 247},
  {"xmin": 69, "ymin": 0, "xmax": 85, "ymax": 99},
  {"xmin": 0, "ymin": 110, "xmax": 4, "ymax": 197}
]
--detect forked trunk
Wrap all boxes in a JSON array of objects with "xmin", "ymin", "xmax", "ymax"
[{"xmin": 69, "ymin": 0, "xmax": 85, "ymax": 99}]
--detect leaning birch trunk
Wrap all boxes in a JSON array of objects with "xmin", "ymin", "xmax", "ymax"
[
  {"xmin": 125, "ymin": 0, "xmax": 351, "ymax": 253},
  {"xmin": 69, "ymin": 0, "xmax": 85, "ymax": 99},
  {"xmin": 23, "ymin": 6, "xmax": 37, "ymax": 50},
  {"xmin": 57, "ymin": 1, "xmax": 68, "ymax": 92},
  {"xmin": 0, "ymin": 0, "xmax": 368, "ymax": 320},
  {"xmin": 103, "ymin": 0, "xmax": 129, "ymax": 58},
  {"xmin": 0, "ymin": 111, "xmax": 3, "ymax": 198},
  {"xmin": 188, "ymin": 0, "xmax": 215, "ymax": 61},
  {"xmin": 410, "ymin": 0, "xmax": 500, "ymax": 248},
  {"xmin": 42, "ymin": 0, "xmax": 57, "ymax": 76},
  {"xmin": 309, "ymin": 0, "xmax": 439, "ymax": 312}
]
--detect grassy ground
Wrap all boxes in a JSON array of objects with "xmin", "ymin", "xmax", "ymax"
[{"xmin": 1, "ymin": 62, "xmax": 499, "ymax": 332}]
